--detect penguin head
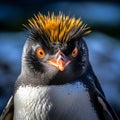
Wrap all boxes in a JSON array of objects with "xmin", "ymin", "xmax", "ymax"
[{"xmin": 21, "ymin": 12, "xmax": 91, "ymax": 85}]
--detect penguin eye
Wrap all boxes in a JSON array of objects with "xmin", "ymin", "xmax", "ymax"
[
  {"xmin": 71, "ymin": 47, "xmax": 78, "ymax": 57},
  {"xmin": 36, "ymin": 48, "xmax": 45, "ymax": 59}
]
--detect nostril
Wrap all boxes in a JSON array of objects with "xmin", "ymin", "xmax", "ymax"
[
  {"xmin": 60, "ymin": 57, "xmax": 64, "ymax": 61},
  {"xmin": 55, "ymin": 49, "xmax": 67, "ymax": 62}
]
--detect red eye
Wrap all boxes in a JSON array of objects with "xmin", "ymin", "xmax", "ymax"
[
  {"xmin": 72, "ymin": 47, "xmax": 78, "ymax": 57},
  {"xmin": 36, "ymin": 48, "xmax": 45, "ymax": 59}
]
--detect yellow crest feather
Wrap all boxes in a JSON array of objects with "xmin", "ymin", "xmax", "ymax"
[{"xmin": 27, "ymin": 12, "xmax": 91, "ymax": 43}]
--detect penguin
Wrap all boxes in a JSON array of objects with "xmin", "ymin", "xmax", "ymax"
[{"xmin": 0, "ymin": 12, "xmax": 118, "ymax": 120}]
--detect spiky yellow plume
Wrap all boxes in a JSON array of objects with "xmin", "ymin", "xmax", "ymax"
[{"xmin": 27, "ymin": 12, "xmax": 91, "ymax": 43}]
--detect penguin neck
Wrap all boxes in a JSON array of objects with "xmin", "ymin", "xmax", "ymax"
[{"xmin": 18, "ymin": 63, "xmax": 81, "ymax": 86}]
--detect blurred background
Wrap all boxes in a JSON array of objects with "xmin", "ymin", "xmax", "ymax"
[{"xmin": 0, "ymin": 0, "xmax": 120, "ymax": 119}]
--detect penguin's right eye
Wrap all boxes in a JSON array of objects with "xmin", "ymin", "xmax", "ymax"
[
  {"xmin": 71, "ymin": 47, "xmax": 78, "ymax": 57},
  {"xmin": 36, "ymin": 48, "xmax": 45, "ymax": 59}
]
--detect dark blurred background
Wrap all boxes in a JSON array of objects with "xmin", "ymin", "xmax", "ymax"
[{"xmin": 0, "ymin": 0, "xmax": 120, "ymax": 119}]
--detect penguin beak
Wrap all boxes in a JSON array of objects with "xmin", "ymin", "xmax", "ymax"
[{"xmin": 47, "ymin": 50, "xmax": 71, "ymax": 71}]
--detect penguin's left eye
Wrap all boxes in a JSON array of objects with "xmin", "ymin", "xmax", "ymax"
[
  {"xmin": 71, "ymin": 47, "xmax": 78, "ymax": 57},
  {"xmin": 36, "ymin": 48, "xmax": 45, "ymax": 59}
]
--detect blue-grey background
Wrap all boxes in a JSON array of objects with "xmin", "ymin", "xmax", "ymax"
[{"xmin": 0, "ymin": 0, "xmax": 120, "ymax": 119}]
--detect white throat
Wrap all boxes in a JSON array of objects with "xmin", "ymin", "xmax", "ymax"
[{"xmin": 14, "ymin": 82, "xmax": 99, "ymax": 120}]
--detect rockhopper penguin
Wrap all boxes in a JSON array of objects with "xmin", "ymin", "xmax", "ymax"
[{"xmin": 0, "ymin": 12, "xmax": 119, "ymax": 120}]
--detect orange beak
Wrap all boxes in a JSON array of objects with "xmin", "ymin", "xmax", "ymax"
[{"xmin": 47, "ymin": 50, "xmax": 71, "ymax": 71}]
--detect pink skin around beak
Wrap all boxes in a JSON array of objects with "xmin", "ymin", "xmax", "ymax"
[{"xmin": 47, "ymin": 50, "xmax": 71, "ymax": 71}]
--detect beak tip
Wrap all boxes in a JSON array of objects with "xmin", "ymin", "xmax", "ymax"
[{"xmin": 59, "ymin": 67, "xmax": 65, "ymax": 71}]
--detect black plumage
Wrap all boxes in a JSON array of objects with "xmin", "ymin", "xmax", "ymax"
[{"xmin": 0, "ymin": 12, "xmax": 118, "ymax": 120}]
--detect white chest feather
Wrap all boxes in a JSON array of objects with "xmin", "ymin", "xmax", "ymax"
[{"xmin": 14, "ymin": 82, "xmax": 99, "ymax": 120}]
